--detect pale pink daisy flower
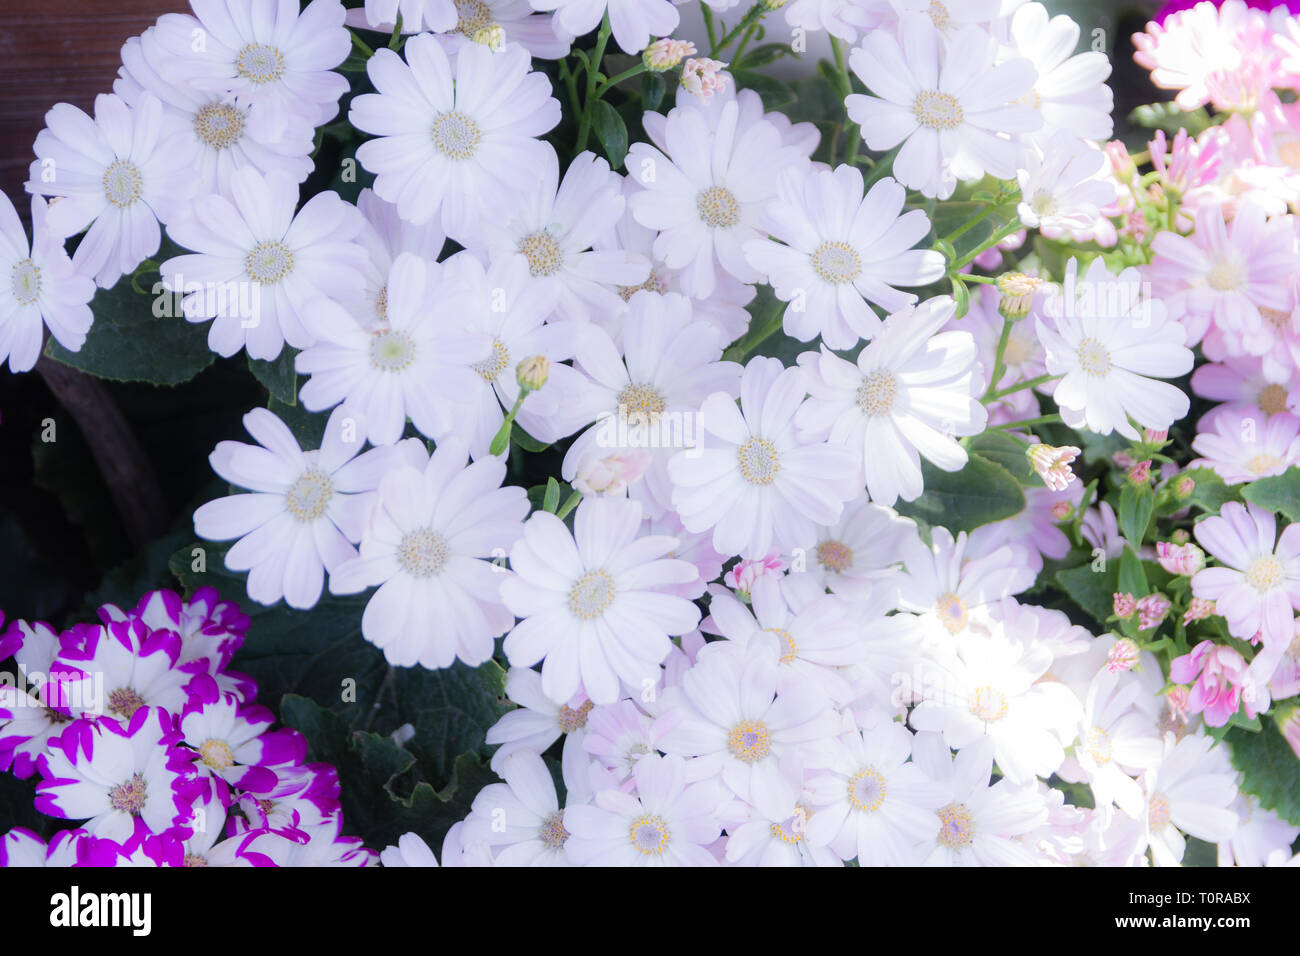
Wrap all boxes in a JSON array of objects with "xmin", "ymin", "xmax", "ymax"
[
  {"xmin": 626, "ymin": 95, "xmax": 813, "ymax": 299},
  {"xmin": 896, "ymin": 527, "xmax": 1037, "ymax": 637},
  {"xmin": 1191, "ymin": 406, "xmax": 1300, "ymax": 485},
  {"xmin": 1139, "ymin": 731, "xmax": 1238, "ymax": 867},
  {"xmin": 348, "ymin": 0, "xmax": 457, "ymax": 35},
  {"xmin": 723, "ymin": 796, "xmax": 842, "ymax": 867},
  {"xmin": 501, "ymin": 496, "xmax": 701, "ymax": 705},
  {"xmin": 1037, "ymin": 258, "xmax": 1192, "ymax": 440},
  {"xmin": 845, "ymin": 15, "xmax": 1040, "ymax": 199},
  {"xmin": 1190, "ymin": 353, "xmax": 1299, "ymax": 421},
  {"xmin": 783, "ymin": 0, "xmax": 887, "ymax": 43},
  {"xmin": 564, "ymin": 754, "xmax": 725, "ymax": 866},
  {"xmin": 742, "ymin": 167, "xmax": 945, "ymax": 350},
  {"xmin": 349, "ymin": 37, "xmax": 560, "ymax": 237},
  {"xmin": 795, "ymin": 296, "xmax": 988, "ymax": 507},
  {"xmin": 485, "ymin": 668, "xmax": 593, "ymax": 773},
  {"xmin": 464, "ymin": 749, "xmax": 592, "ymax": 865},
  {"xmin": 0, "ymin": 194, "xmax": 93, "ymax": 372},
  {"xmin": 27, "ymin": 92, "xmax": 193, "ymax": 288},
  {"xmin": 193, "ymin": 406, "xmax": 418, "ymax": 610},
  {"xmin": 667, "ymin": 356, "xmax": 861, "ymax": 560},
  {"xmin": 1218, "ymin": 794, "xmax": 1300, "ymax": 867},
  {"xmin": 1192, "ymin": 501, "xmax": 1300, "ymax": 651},
  {"xmin": 1147, "ymin": 200, "xmax": 1296, "ymax": 350},
  {"xmin": 1016, "ymin": 134, "xmax": 1116, "ymax": 236},
  {"xmin": 1005, "ymin": 1, "xmax": 1114, "ymax": 142},
  {"xmin": 803, "ymin": 499, "xmax": 915, "ymax": 602},
  {"xmin": 153, "ymin": 0, "xmax": 351, "ymax": 143},
  {"xmin": 380, "ymin": 831, "xmax": 440, "ymax": 867},
  {"xmin": 294, "ymin": 252, "xmax": 493, "ymax": 446},
  {"xmin": 328, "ymin": 439, "xmax": 528, "ymax": 669},
  {"xmin": 161, "ymin": 167, "xmax": 368, "ymax": 361},
  {"xmin": 354, "ymin": 0, "xmax": 572, "ymax": 60},
  {"xmin": 1062, "ymin": 669, "xmax": 1163, "ymax": 818}
]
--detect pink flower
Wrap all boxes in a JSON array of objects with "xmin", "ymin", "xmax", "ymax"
[
  {"xmin": 1169, "ymin": 640, "xmax": 1259, "ymax": 727},
  {"xmin": 1192, "ymin": 407, "xmax": 1300, "ymax": 485},
  {"xmin": 1166, "ymin": 684, "xmax": 1191, "ymax": 723},
  {"xmin": 1156, "ymin": 541, "xmax": 1207, "ymax": 576},
  {"xmin": 572, "ymin": 450, "xmax": 653, "ymax": 496},
  {"xmin": 1136, "ymin": 593, "xmax": 1172, "ymax": 630},
  {"xmin": 1113, "ymin": 592, "xmax": 1137, "ymax": 618},
  {"xmin": 1184, "ymin": 596, "xmax": 1217, "ymax": 624},
  {"xmin": 1106, "ymin": 638, "xmax": 1141, "ymax": 673},
  {"xmin": 680, "ymin": 58, "xmax": 729, "ymax": 101},
  {"xmin": 724, "ymin": 552, "xmax": 784, "ymax": 596},
  {"xmin": 1192, "ymin": 501, "xmax": 1300, "ymax": 649},
  {"xmin": 1149, "ymin": 128, "xmax": 1221, "ymax": 196}
]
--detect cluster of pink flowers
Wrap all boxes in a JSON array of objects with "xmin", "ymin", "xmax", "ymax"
[{"xmin": 0, "ymin": 593, "xmax": 368, "ymax": 867}]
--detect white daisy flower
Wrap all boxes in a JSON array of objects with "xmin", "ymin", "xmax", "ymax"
[
  {"xmin": 295, "ymin": 252, "xmax": 492, "ymax": 446},
  {"xmin": 27, "ymin": 92, "xmax": 193, "ymax": 288},
  {"xmin": 380, "ymin": 831, "xmax": 440, "ymax": 867},
  {"xmin": 895, "ymin": 529, "xmax": 1036, "ymax": 637},
  {"xmin": 565, "ymin": 753, "xmax": 725, "ymax": 866},
  {"xmin": 193, "ymin": 405, "xmax": 420, "ymax": 610},
  {"xmin": 349, "ymin": 36, "xmax": 560, "ymax": 238},
  {"xmin": 1037, "ymin": 257, "xmax": 1193, "ymax": 440},
  {"xmin": 560, "ymin": 291, "xmax": 742, "ymax": 518},
  {"xmin": 464, "ymin": 748, "xmax": 592, "ymax": 865},
  {"xmin": 328, "ymin": 438, "xmax": 529, "ymax": 669},
  {"xmin": 1016, "ymin": 133, "xmax": 1116, "ymax": 235},
  {"xmin": 723, "ymin": 795, "xmax": 843, "ymax": 867},
  {"xmin": 532, "ymin": 0, "xmax": 678, "ymax": 54},
  {"xmin": 846, "ymin": 15, "xmax": 1040, "ymax": 199},
  {"xmin": 473, "ymin": 150, "xmax": 650, "ymax": 322},
  {"xmin": 161, "ymin": 167, "xmax": 368, "ymax": 361},
  {"xmin": 803, "ymin": 499, "xmax": 914, "ymax": 602},
  {"xmin": 794, "ymin": 296, "xmax": 988, "ymax": 507},
  {"xmin": 500, "ymin": 496, "xmax": 701, "ymax": 705},
  {"xmin": 485, "ymin": 667, "xmax": 593, "ymax": 773},
  {"xmin": 115, "ymin": 27, "xmax": 315, "ymax": 195},
  {"xmin": 804, "ymin": 714, "xmax": 948, "ymax": 865},
  {"xmin": 1140, "ymin": 731, "xmax": 1239, "ymax": 867},
  {"xmin": 743, "ymin": 167, "xmax": 946, "ymax": 350},
  {"xmin": 349, "ymin": 0, "xmax": 571, "ymax": 60},
  {"xmin": 910, "ymin": 733, "xmax": 1049, "ymax": 866},
  {"xmin": 626, "ymin": 95, "xmax": 813, "ymax": 299},
  {"xmin": 153, "ymin": 0, "xmax": 351, "ymax": 144},
  {"xmin": 0, "ymin": 194, "xmax": 93, "ymax": 372}
]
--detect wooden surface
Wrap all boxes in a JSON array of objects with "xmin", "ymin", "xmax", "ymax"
[{"xmin": 0, "ymin": 1, "xmax": 182, "ymax": 218}]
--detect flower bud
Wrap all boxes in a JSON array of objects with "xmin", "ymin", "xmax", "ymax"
[
  {"xmin": 681, "ymin": 57, "xmax": 729, "ymax": 101},
  {"xmin": 1027, "ymin": 443, "xmax": 1081, "ymax": 491},
  {"xmin": 1174, "ymin": 475, "xmax": 1195, "ymax": 499},
  {"xmin": 995, "ymin": 272, "xmax": 1040, "ymax": 318},
  {"xmin": 472, "ymin": 24, "xmax": 505, "ymax": 51},
  {"xmin": 643, "ymin": 38, "xmax": 696, "ymax": 72},
  {"xmin": 1183, "ymin": 597, "xmax": 1215, "ymax": 624},
  {"xmin": 1136, "ymin": 593, "xmax": 1170, "ymax": 630},
  {"xmin": 516, "ymin": 355, "xmax": 549, "ymax": 392},
  {"xmin": 1106, "ymin": 638, "xmax": 1140, "ymax": 673},
  {"xmin": 1155, "ymin": 541, "xmax": 1205, "ymax": 577},
  {"xmin": 572, "ymin": 450, "xmax": 651, "ymax": 496},
  {"xmin": 1128, "ymin": 459, "xmax": 1152, "ymax": 485},
  {"xmin": 1113, "ymin": 592, "xmax": 1136, "ymax": 618}
]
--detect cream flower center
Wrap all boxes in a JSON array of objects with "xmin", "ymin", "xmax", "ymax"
[
  {"xmin": 696, "ymin": 186, "xmax": 741, "ymax": 228},
  {"xmin": 370, "ymin": 329, "xmax": 417, "ymax": 371},
  {"xmin": 1246, "ymin": 452, "xmax": 1283, "ymax": 476},
  {"xmin": 913, "ymin": 90, "xmax": 964, "ymax": 130},
  {"xmin": 1148, "ymin": 792, "xmax": 1171, "ymax": 830},
  {"xmin": 816, "ymin": 538, "xmax": 854, "ymax": 573},
  {"xmin": 539, "ymin": 810, "xmax": 570, "ymax": 849},
  {"xmin": 200, "ymin": 737, "xmax": 235, "ymax": 770},
  {"xmin": 568, "ymin": 569, "xmax": 616, "ymax": 620},
  {"xmin": 235, "ymin": 43, "xmax": 286, "ymax": 84},
  {"xmin": 471, "ymin": 338, "xmax": 510, "ymax": 381},
  {"xmin": 968, "ymin": 685, "xmax": 1008, "ymax": 723},
  {"xmin": 1259, "ymin": 306, "xmax": 1293, "ymax": 332},
  {"xmin": 766, "ymin": 627, "xmax": 798, "ymax": 665},
  {"xmin": 245, "ymin": 240, "xmax": 295, "ymax": 284},
  {"xmin": 619, "ymin": 270, "xmax": 668, "ymax": 301},
  {"xmin": 727, "ymin": 719, "xmax": 771, "ymax": 762},
  {"xmin": 617, "ymin": 383, "xmax": 667, "ymax": 426},
  {"xmin": 1206, "ymin": 258, "xmax": 1246, "ymax": 291},
  {"xmin": 628, "ymin": 814, "xmax": 671, "ymax": 855},
  {"xmin": 847, "ymin": 766, "xmax": 888, "ymax": 812},
  {"xmin": 108, "ymin": 686, "xmax": 146, "ymax": 720},
  {"xmin": 1258, "ymin": 383, "xmax": 1289, "ymax": 416},
  {"xmin": 1084, "ymin": 726, "xmax": 1112, "ymax": 764},
  {"xmin": 108, "ymin": 773, "xmax": 148, "ymax": 815},
  {"xmin": 936, "ymin": 802, "xmax": 974, "ymax": 848},
  {"xmin": 936, "ymin": 592, "xmax": 967, "ymax": 633},
  {"xmin": 1076, "ymin": 336, "xmax": 1112, "ymax": 376},
  {"xmin": 286, "ymin": 468, "xmax": 334, "ymax": 522},
  {"xmin": 397, "ymin": 528, "xmax": 450, "ymax": 578},
  {"xmin": 927, "ymin": 0, "xmax": 951, "ymax": 30},
  {"xmin": 431, "ymin": 111, "xmax": 481, "ymax": 160},
  {"xmin": 769, "ymin": 806, "xmax": 810, "ymax": 844},
  {"xmin": 518, "ymin": 230, "xmax": 563, "ymax": 277},
  {"xmin": 454, "ymin": 0, "xmax": 494, "ymax": 35},
  {"xmin": 102, "ymin": 159, "xmax": 143, "ymax": 208},
  {"xmin": 810, "ymin": 241, "xmax": 862, "ymax": 284},
  {"xmin": 737, "ymin": 436, "xmax": 780, "ymax": 485},
  {"xmin": 193, "ymin": 102, "xmax": 245, "ymax": 150},
  {"xmin": 856, "ymin": 369, "xmax": 899, "ymax": 417},
  {"xmin": 11, "ymin": 258, "xmax": 40, "ymax": 305},
  {"xmin": 1245, "ymin": 555, "xmax": 1284, "ymax": 592}
]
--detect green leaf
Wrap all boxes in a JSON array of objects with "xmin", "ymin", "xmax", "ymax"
[
  {"xmin": 45, "ymin": 273, "xmax": 215, "ymax": 386},
  {"xmin": 1117, "ymin": 545, "xmax": 1148, "ymax": 598},
  {"xmin": 543, "ymin": 477, "xmax": 561, "ymax": 513},
  {"xmin": 1055, "ymin": 561, "xmax": 1120, "ymax": 627},
  {"xmin": 950, "ymin": 276, "xmax": 970, "ymax": 318},
  {"xmin": 894, "ymin": 452, "xmax": 1025, "ymax": 535},
  {"xmin": 732, "ymin": 70, "xmax": 797, "ymax": 111},
  {"xmin": 641, "ymin": 72, "xmax": 667, "ymax": 112},
  {"xmin": 248, "ymin": 350, "xmax": 298, "ymax": 405},
  {"xmin": 1117, "ymin": 483, "xmax": 1154, "ymax": 548},
  {"xmin": 1242, "ymin": 466, "xmax": 1300, "ymax": 522},
  {"xmin": 735, "ymin": 42, "xmax": 792, "ymax": 69},
  {"xmin": 1180, "ymin": 466, "xmax": 1241, "ymax": 515},
  {"xmin": 1128, "ymin": 101, "xmax": 1216, "ymax": 137},
  {"xmin": 968, "ymin": 431, "xmax": 1039, "ymax": 486},
  {"xmin": 591, "ymin": 100, "xmax": 629, "ymax": 169},
  {"xmin": 511, "ymin": 424, "xmax": 551, "ymax": 453},
  {"xmin": 1227, "ymin": 715, "xmax": 1300, "ymax": 825}
]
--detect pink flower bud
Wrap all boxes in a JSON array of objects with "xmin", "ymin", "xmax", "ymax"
[
  {"xmin": 1156, "ymin": 541, "xmax": 1206, "ymax": 577},
  {"xmin": 1106, "ymin": 637, "xmax": 1140, "ymax": 673},
  {"xmin": 681, "ymin": 58, "xmax": 730, "ymax": 101},
  {"xmin": 572, "ymin": 450, "xmax": 651, "ymax": 496},
  {"xmin": 1050, "ymin": 500, "xmax": 1074, "ymax": 521},
  {"xmin": 1128, "ymin": 459, "xmax": 1152, "ymax": 485},
  {"xmin": 1027, "ymin": 443, "xmax": 1081, "ymax": 491},
  {"xmin": 1171, "ymin": 528, "xmax": 1190, "ymax": 544},
  {"xmin": 1143, "ymin": 429, "xmax": 1168, "ymax": 444},
  {"xmin": 1136, "ymin": 593, "xmax": 1171, "ymax": 630},
  {"xmin": 1113, "ymin": 592, "xmax": 1137, "ymax": 618},
  {"xmin": 643, "ymin": 38, "xmax": 696, "ymax": 72},
  {"xmin": 1174, "ymin": 476, "xmax": 1195, "ymax": 498},
  {"xmin": 725, "ymin": 552, "xmax": 784, "ymax": 595},
  {"xmin": 1166, "ymin": 685, "xmax": 1190, "ymax": 722},
  {"xmin": 1183, "ymin": 597, "xmax": 1215, "ymax": 624}
]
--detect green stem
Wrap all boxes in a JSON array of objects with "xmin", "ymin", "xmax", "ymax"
[
  {"xmin": 708, "ymin": 4, "xmax": 766, "ymax": 58},
  {"xmin": 725, "ymin": 302, "xmax": 785, "ymax": 361},
  {"xmin": 732, "ymin": 19, "xmax": 761, "ymax": 64},
  {"xmin": 489, "ymin": 391, "xmax": 530, "ymax": 456},
  {"xmin": 829, "ymin": 37, "xmax": 860, "ymax": 166},
  {"xmin": 952, "ymin": 218, "xmax": 1023, "ymax": 271},
  {"xmin": 350, "ymin": 30, "xmax": 375, "ymax": 58},
  {"xmin": 955, "ymin": 272, "xmax": 996, "ymax": 284},
  {"xmin": 556, "ymin": 490, "xmax": 584, "ymax": 521},
  {"xmin": 986, "ymin": 372, "xmax": 1059, "ymax": 401},
  {"xmin": 981, "ymin": 316, "xmax": 1015, "ymax": 403},
  {"xmin": 989, "ymin": 414, "xmax": 1062, "ymax": 432},
  {"xmin": 557, "ymin": 58, "xmax": 583, "ymax": 118},
  {"xmin": 860, "ymin": 143, "xmax": 901, "ymax": 188},
  {"xmin": 574, "ymin": 14, "xmax": 613, "ymax": 156},
  {"xmin": 703, "ymin": 6, "xmax": 718, "ymax": 49},
  {"xmin": 595, "ymin": 63, "xmax": 649, "ymax": 98},
  {"xmin": 940, "ymin": 199, "xmax": 1007, "ymax": 247}
]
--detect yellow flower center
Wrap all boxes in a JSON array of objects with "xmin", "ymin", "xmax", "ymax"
[
  {"xmin": 245, "ymin": 240, "xmax": 295, "ymax": 284},
  {"xmin": 431, "ymin": 111, "xmax": 481, "ymax": 160},
  {"xmin": 102, "ymin": 159, "xmax": 143, "ymax": 208},
  {"xmin": 816, "ymin": 538, "xmax": 854, "ymax": 573},
  {"xmin": 737, "ymin": 436, "xmax": 781, "ymax": 485},
  {"xmin": 968, "ymin": 685, "xmax": 1008, "ymax": 723},
  {"xmin": 199, "ymin": 738, "xmax": 235, "ymax": 770},
  {"xmin": 11, "ymin": 258, "xmax": 40, "ymax": 305},
  {"xmin": 518, "ymin": 230, "xmax": 563, "ymax": 277},
  {"xmin": 936, "ymin": 802, "xmax": 974, "ymax": 848},
  {"xmin": 108, "ymin": 687, "xmax": 146, "ymax": 720},
  {"xmin": 696, "ymin": 186, "xmax": 741, "ymax": 228},
  {"xmin": 1076, "ymin": 336, "xmax": 1112, "ymax": 376},
  {"xmin": 471, "ymin": 338, "xmax": 510, "ymax": 382},
  {"xmin": 1258, "ymin": 383, "xmax": 1289, "ymax": 416},
  {"xmin": 539, "ymin": 810, "xmax": 569, "ymax": 849},
  {"xmin": 1084, "ymin": 726, "xmax": 1112, "ymax": 764},
  {"xmin": 628, "ymin": 814, "xmax": 671, "ymax": 855},
  {"xmin": 912, "ymin": 90, "xmax": 964, "ymax": 130},
  {"xmin": 568, "ymin": 570, "xmax": 616, "ymax": 620},
  {"xmin": 1245, "ymin": 555, "xmax": 1284, "ymax": 592},
  {"xmin": 856, "ymin": 370, "xmax": 898, "ymax": 417},
  {"xmin": 1148, "ymin": 792, "xmax": 1171, "ymax": 830},
  {"xmin": 847, "ymin": 767, "xmax": 888, "ymax": 812},
  {"xmin": 286, "ymin": 468, "xmax": 334, "ymax": 522},
  {"xmin": 235, "ymin": 43, "xmax": 286, "ymax": 84},
  {"xmin": 397, "ymin": 528, "xmax": 450, "ymax": 578},
  {"xmin": 193, "ymin": 102, "xmax": 244, "ymax": 150},
  {"xmin": 617, "ymin": 383, "xmax": 667, "ymax": 427},
  {"xmin": 1206, "ymin": 258, "xmax": 1246, "ymax": 291},
  {"xmin": 727, "ymin": 719, "xmax": 772, "ymax": 762},
  {"xmin": 557, "ymin": 700, "xmax": 594, "ymax": 733},
  {"xmin": 936, "ymin": 592, "xmax": 967, "ymax": 634},
  {"xmin": 370, "ymin": 329, "xmax": 417, "ymax": 371},
  {"xmin": 810, "ymin": 241, "xmax": 862, "ymax": 284},
  {"xmin": 108, "ymin": 773, "xmax": 148, "ymax": 816}
]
